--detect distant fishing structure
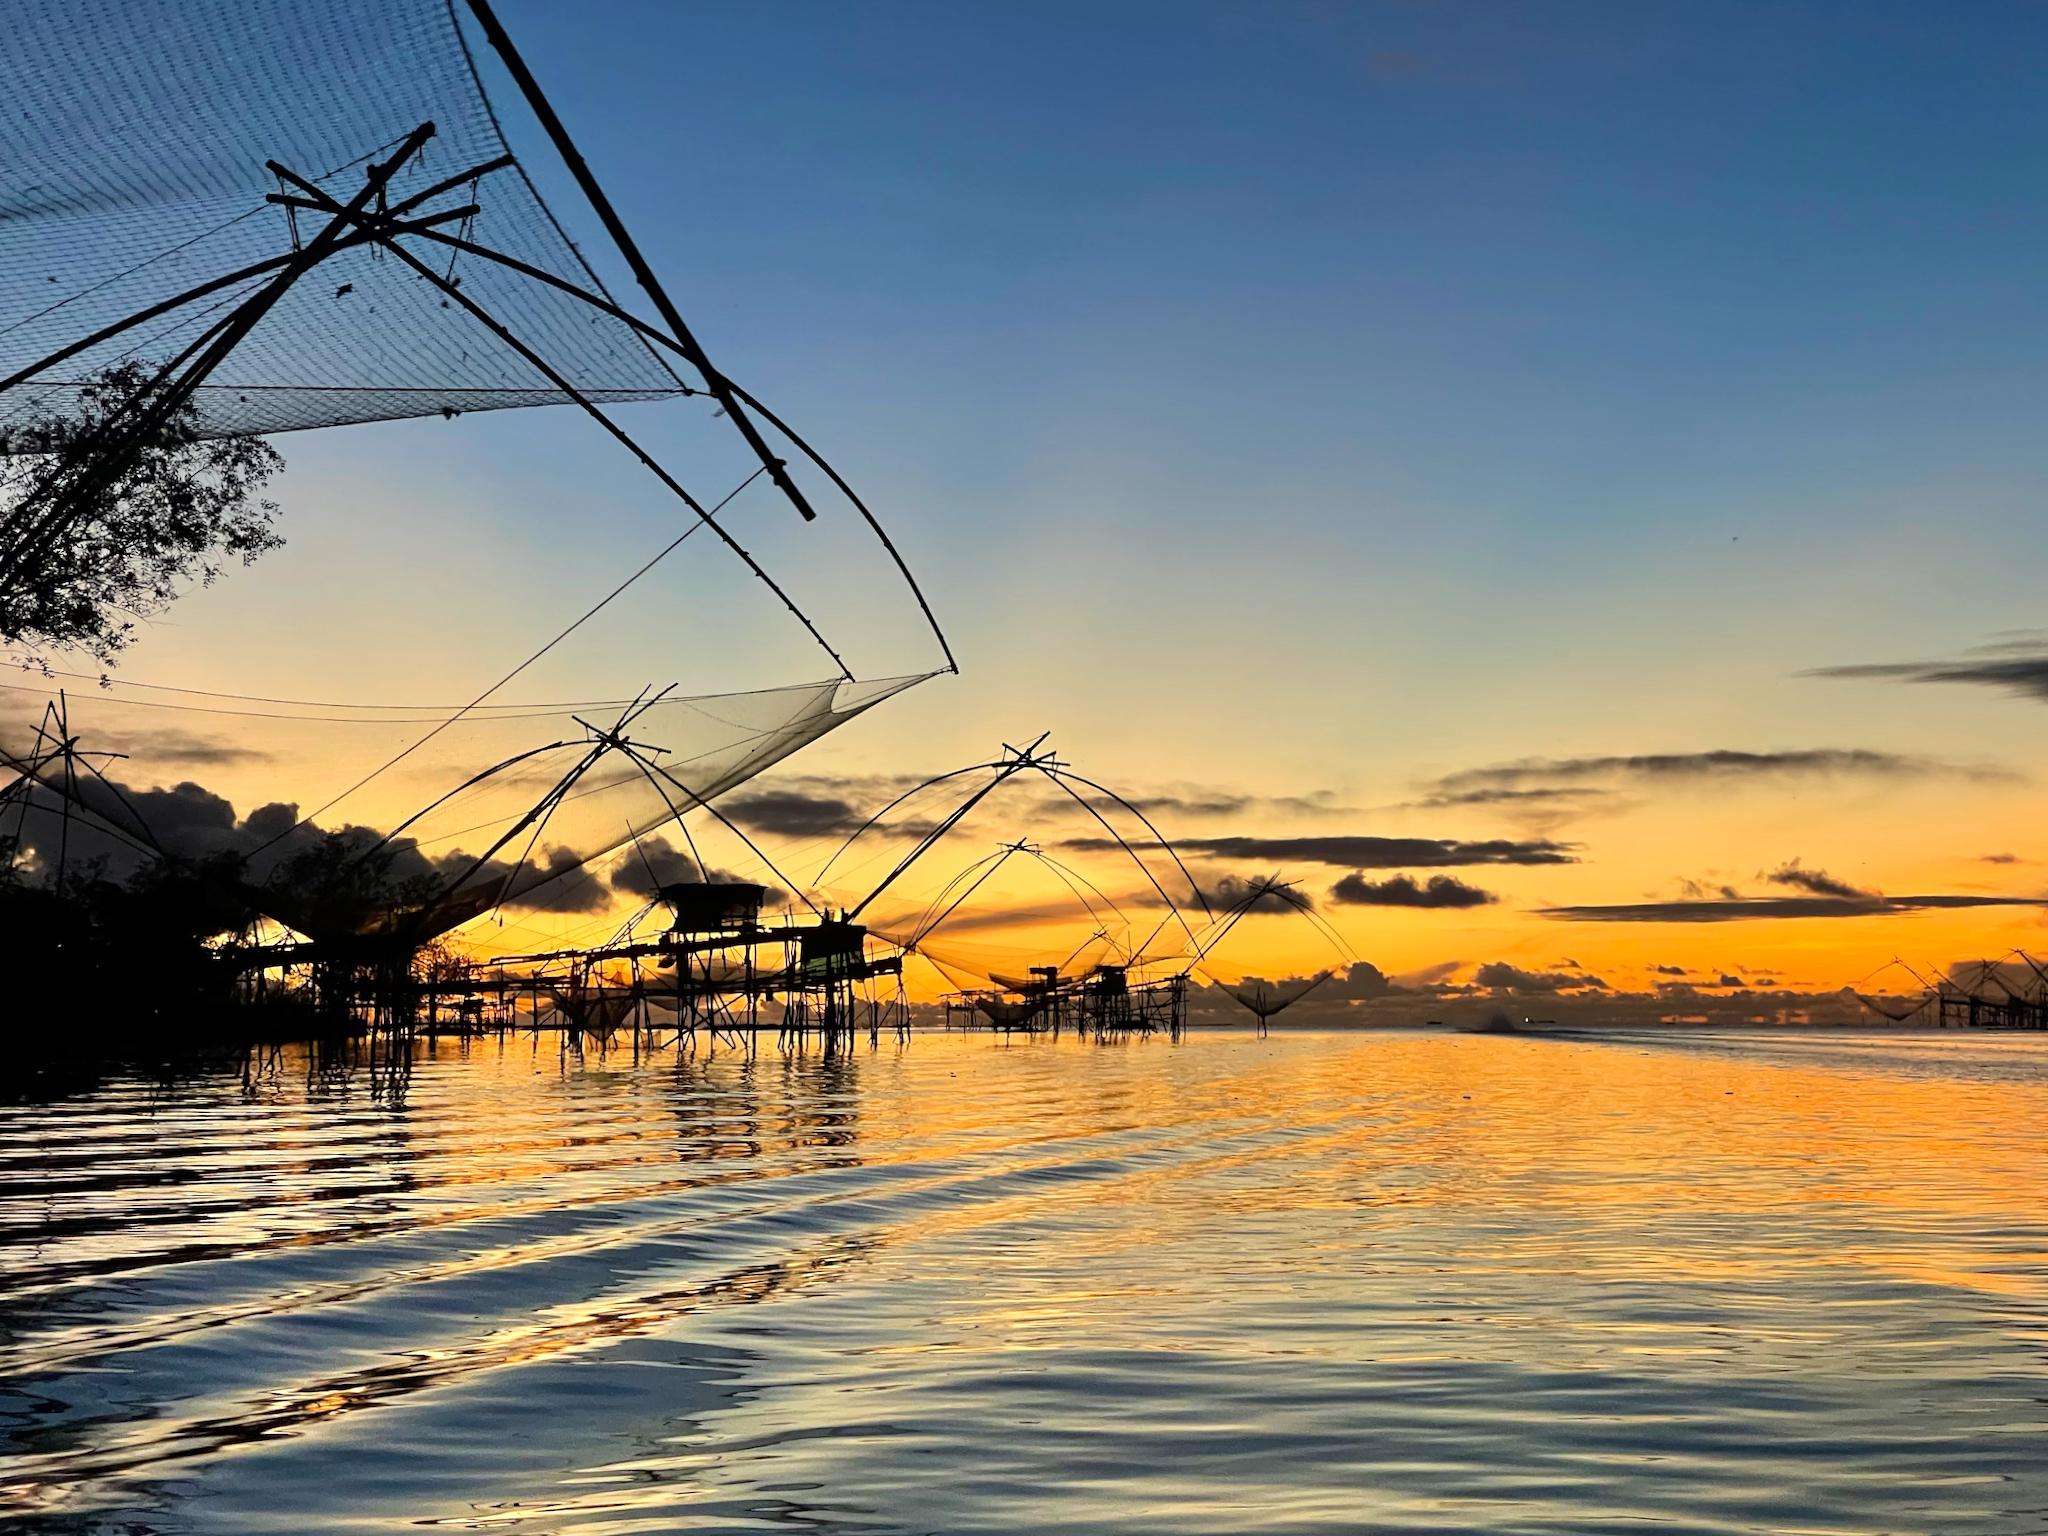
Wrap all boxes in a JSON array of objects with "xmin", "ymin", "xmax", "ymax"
[
  {"xmin": 819, "ymin": 736, "xmax": 1209, "ymax": 1042},
  {"xmin": 1191, "ymin": 876, "xmax": 1357, "ymax": 1036},
  {"xmin": 1848, "ymin": 954, "xmax": 2048, "ymax": 1030}
]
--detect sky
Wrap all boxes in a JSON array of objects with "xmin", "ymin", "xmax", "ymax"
[{"xmin": 13, "ymin": 0, "xmax": 2048, "ymax": 1016}]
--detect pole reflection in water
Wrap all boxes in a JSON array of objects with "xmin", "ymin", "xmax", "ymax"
[{"xmin": 3, "ymin": 1028, "xmax": 2046, "ymax": 1534}]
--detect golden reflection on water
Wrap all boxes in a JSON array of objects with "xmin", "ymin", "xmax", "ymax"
[{"xmin": 3, "ymin": 1027, "xmax": 2046, "ymax": 1534}]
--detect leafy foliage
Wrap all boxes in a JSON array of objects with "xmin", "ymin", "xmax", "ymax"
[{"xmin": 0, "ymin": 363, "xmax": 284, "ymax": 663}]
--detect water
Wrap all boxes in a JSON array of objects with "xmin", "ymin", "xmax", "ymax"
[{"xmin": 4, "ymin": 1028, "xmax": 2046, "ymax": 1535}]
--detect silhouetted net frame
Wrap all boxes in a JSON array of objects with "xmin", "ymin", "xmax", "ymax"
[
  {"xmin": 0, "ymin": 0, "xmax": 685, "ymax": 442},
  {"xmin": 0, "ymin": 0, "xmax": 955, "ymax": 677},
  {"xmin": 0, "ymin": 670, "xmax": 928, "ymax": 953}
]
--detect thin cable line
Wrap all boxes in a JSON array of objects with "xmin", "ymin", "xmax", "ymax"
[
  {"xmin": 0, "ymin": 656, "xmax": 858, "ymax": 710},
  {"xmin": 250, "ymin": 464, "xmax": 768, "ymax": 854}
]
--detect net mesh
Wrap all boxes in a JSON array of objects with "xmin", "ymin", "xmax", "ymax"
[
  {"xmin": 0, "ymin": 671, "xmax": 926, "ymax": 958},
  {"xmin": 1848, "ymin": 989, "xmax": 1932, "ymax": 1022},
  {"xmin": 0, "ymin": 0, "xmax": 689, "ymax": 446},
  {"xmin": 1209, "ymin": 971, "xmax": 1331, "ymax": 1020}
]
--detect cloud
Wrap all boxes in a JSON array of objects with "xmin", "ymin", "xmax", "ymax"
[
  {"xmin": 1543, "ymin": 893, "xmax": 2048, "ymax": 923},
  {"xmin": 8, "ymin": 776, "xmax": 246, "ymax": 867},
  {"xmin": 1715, "ymin": 974, "xmax": 1745, "ymax": 988},
  {"xmin": 1397, "ymin": 785, "xmax": 1615, "ymax": 835},
  {"xmin": 610, "ymin": 834, "xmax": 701, "ymax": 890},
  {"xmin": 1650, "ymin": 964, "xmax": 1687, "ymax": 976},
  {"xmin": 1391, "ymin": 958, "xmax": 1462, "ymax": 990},
  {"xmin": 1, "ymin": 765, "xmax": 620, "ymax": 920},
  {"xmin": 608, "ymin": 835, "xmax": 790, "ymax": 908},
  {"xmin": 1070, "ymin": 834, "xmax": 1575, "ymax": 867},
  {"xmin": 503, "ymin": 846, "xmax": 614, "ymax": 914},
  {"xmin": 1471, "ymin": 962, "xmax": 1608, "ymax": 994},
  {"xmin": 1122, "ymin": 789, "xmax": 1253, "ymax": 818},
  {"xmin": 88, "ymin": 725, "xmax": 273, "ymax": 768},
  {"xmin": 1678, "ymin": 877, "xmax": 1743, "ymax": 901},
  {"xmin": 1412, "ymin": 786, "xmax": 1612, "ymax": 810},
  {"xmin": 712, "ymin": 772, "xmax": 1359, "ymax": 852},
  {"xmin": 885, "ymin": 892, "xmax": 1116, "ymax": 939},
  {"xmin": 1945, "ymin": 958, "xmax": 2044, "ymax": 993},
  {"xmin": 1192, "ymin": 959, "xmax": 1435, "ymax": 1013},
  {"xmin": 1330, "ymin": 872, "xmax": 1496, "ymax": 908},
  {"xmin": 720, "ymin": 788, "xmax": 868, "ymax": 840},
  {"xmin": 1980, "ymin": 853, "xmax": 2023, "ymax": 865},
  {"xmin": 1764, "ymin": 860, "xmax": 1876, "ymax": 901},
  {"xmin": 1807, "ymin": 634, "xmax": 2048, "ymax": 704},
  {"xmin": 1204, "ymin": 873, "xmax": 1313, "ymax": 914},
  {"xmin": 1435, "ymin": 748, "xmax": 2006, "ymax": 793},
  {"xmin": 1323, "ymin": 961, "xmax": 1398, "ymax": 1000}
]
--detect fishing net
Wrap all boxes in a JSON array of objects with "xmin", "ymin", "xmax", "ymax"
[
  {"xmin": 806, "ymin": 753, "xmax": 1216, "ymax": 975},
  {"xmin": 0, "ymin": 0, "xmax": 688, "ymax": 447},
  {"xmin": 1847, "ymin": 990, "xmax": 1932, "ymax": 1023},
  {"xmin": 1205, "ymin": 970, "xmax": 1333, "ymax": 1021},
  {"xmin": 910, "ymin": 933, "xmax": 1123, "ymax": 997},
  {"xmin": 0, "ymin": 669, "xmax": 925, "ymax": 958}
]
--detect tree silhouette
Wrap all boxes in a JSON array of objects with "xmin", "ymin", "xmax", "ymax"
[{"xmin": 1, "ymin": 363, "xmax": 284, "ymax": 664}]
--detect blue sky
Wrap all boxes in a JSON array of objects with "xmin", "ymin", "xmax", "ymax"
[
  {"xmin": 77, "ymin": 1, "xmax": 2048, "ymax": 987},
  {"xmin": 258, "ymin": 2, "xmax": 2048, "ymax": 753}
]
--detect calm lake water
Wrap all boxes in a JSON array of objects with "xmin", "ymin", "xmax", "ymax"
[{"xmin": 3, "ymin": 1028, "xmax": 2045, "ymax": 1535}]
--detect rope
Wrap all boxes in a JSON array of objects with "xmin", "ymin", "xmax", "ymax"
[{"xmin": 249, "ymin": 463, "xmax": 766, "ymax": 854}]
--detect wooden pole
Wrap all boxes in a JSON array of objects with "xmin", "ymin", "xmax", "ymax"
[{"xmin": 460, "ymin": 0, "xmax": 819, "ymax": 525}]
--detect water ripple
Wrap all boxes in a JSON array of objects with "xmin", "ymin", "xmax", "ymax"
[{"xmin": 2, "ymin": 1029, "xmax": 2045, "ymax": 1534}]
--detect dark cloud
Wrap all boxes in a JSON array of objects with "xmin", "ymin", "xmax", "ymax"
[
  {"xmin": 1650, "ymin": 964, "xmax": 1687, "ymax": 977},
  {"xmin": 1204, "ymin": 873, "xmax": 1313, "ymax": 914},
  {"xmin": 240, "ymin": 800, "xmax": 302, "ymax": 844},
  {"xmin": 607, "ymin": 835, "xmax": 789, "ymax": 908},
  {"xmin": 2, "ymin": 766, "xmax": 616, "ymax": 919},
  {"xmin": 713, "ymin": 773, "xmax": 1354, "ymax": 852},
  {"xmin": 1399, "ymin": 785, "xmax": 1616, "ymax": 835},
  {"xmin": 1205, "ymin": 960, "xmax": 1395, "ymax": 1011},
  {"xmin": 610, "ymin": 835, "xmax": 700, "ymax": 891},
  {"xmin": 1471, "ymin": 962, "xmax": 1608, "ymax": 994},
  {"xmin": 1945, "ymin": 958, "xmax": 2044, "ymax": 993},
  {"xmin": 1543, "ymin": 893, "xmax": 2048, "ymax": 923},
  {"xmin": 1264, "ymin": 790, "xmax": 1361, "ymax": 818},
  {"xmin": 1173, "ymin": 959, "xmax": 1957, "ymax": 1030},
  {"xmin": 8, "ymin": 776, "xmax": 247, "ymax": 869},
  {"xmin": 1127, "ymin": 790, "xmax": 1252, "ymax": 819},
  {"xmin": 1190, "ymin": 960, "xmax": 1417, "ymax": 1017},
  {"xmin": 66, "ymin": 724, "xmax": 274, "ymax": 769},
  {"xmin": 883, "ymin": 892, "xmax": 1115, "ymax": 939},
  {"xmin": 1013, "ymin": 786, "xmax": 1363, "ymax": 830},
  {"xmin": 1414, "ymin": 787, "xmax": 1611, "ymax": 810},
  {"xmin": 720, "ymin": 789, "xmax": 867, "ymax": 840},
  {"xmin": 1678, "ymin": 877, "xmax": 1744, "ymax": 901},
  {"xmin": 1330, "ymin": 872, "xmax": 1496, "ymax": 908},
  {"xmin": 505, "ymin": 847, "xmax": 614, "ymax": 914},
  {"xmin": 1435, "ymin": 748, "xmax": 2005, "ymax": 793},
  {"xmin": 1071, "ymin": 834, "xmax": 1575, "ymax": 868},
  {"xmin": 1391, "ymin": 958, "xmax": 1462, "ymax": 990},
  {"xmin": 1980, "ymin": 853, "xmax": 2022, "ymax": 865},
  {"xmin": 1324, "ymin": 961, "xmax": 1398, "ymax": 1000},
  {"xmin": 1764, "ymin": 860, "xmax": 1875, "ymax": 901},
  {"xmin": 1807, "ymin": 634, "xmax": 2048, "ymax": 704}
]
